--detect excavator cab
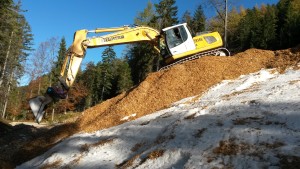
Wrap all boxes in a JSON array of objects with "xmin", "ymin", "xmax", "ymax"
[{"xmin": 159, "ymin": 23, "xmax": 196, "ymax": 62}]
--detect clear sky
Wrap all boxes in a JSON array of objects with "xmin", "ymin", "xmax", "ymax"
[{"xmin": 20, "ymin": 0, "xmax": 279, "ymax": 84}]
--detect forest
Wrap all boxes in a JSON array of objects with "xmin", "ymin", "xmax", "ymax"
[{"xmin": 0, "ymin": 0, "xmax": 299, "ymax": 122}]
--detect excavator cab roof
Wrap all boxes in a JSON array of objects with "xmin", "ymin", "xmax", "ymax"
[{"xmin": 162, "ymin": 23, "xmax": 187, "ymax": 32}]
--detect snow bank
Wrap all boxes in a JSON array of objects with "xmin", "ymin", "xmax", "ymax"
[{"xmin": 18, "ymin": 68, "xmax": 300, "ymax": 169}]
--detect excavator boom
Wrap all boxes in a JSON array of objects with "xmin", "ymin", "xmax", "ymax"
[
  {"xmin": 62, "ymin": 25, "xmax": 160, "ymax": 87},
  {"xmin": 29, "ymin": 25, "xmax": 160, "ymax": 123}
]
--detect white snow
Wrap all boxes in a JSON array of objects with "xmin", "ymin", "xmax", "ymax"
[
  {"xmin": 121, "ymin": 113, "xmax": 137, "ymax": 121},
  {"xmin": 17, "ymin": 68, "xmax": 300, "ymax": 169}
]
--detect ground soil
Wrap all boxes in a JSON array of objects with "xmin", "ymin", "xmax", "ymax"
[{"xmin": 1, "ymin": 46, "xmax": 299, "ymax": 168}]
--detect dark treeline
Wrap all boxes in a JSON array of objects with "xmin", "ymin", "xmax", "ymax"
[
  {"xmin": 208, "ymin": 0, "xmax": 300, "ymax": 52},
  {"xmin": 1, "ymin": 0, "xmax": 299, "ymax": 121}
]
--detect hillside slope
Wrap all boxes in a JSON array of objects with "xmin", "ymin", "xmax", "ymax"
[
  {"xmin": 18, "ymin": 67, "xmax": 300, "ymax": 169},
  {"xmin": 76, "ymin": 48, "xmax": 275, "ymax": 132},
  {"xmin": 1, "ymin": 46, "xmax": 300, "ymax": 168}
]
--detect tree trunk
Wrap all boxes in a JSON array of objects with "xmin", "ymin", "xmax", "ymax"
[
  {"xmin": 224, "ymin": 0, "xmax": 228, "ymax": 48},
  {"xmin": 2, "ymin": 96, "xmax": 9, "ymax": 119},
  {"xmin": 0, "ymin": 31, "xmax": 14, "ymax": 87},
  {"xmin": 30, "ymin": 89, "xmax": 33, "ymax": 98},
  {"xmin": 2, "ymin": 69, "xmax": 14, "ymax": 119},
  {"xmin": 38, "ymin": 80, "xmax": 41, "ymax": 95},
  {"xmin": 52, "ymin": 108, "xmax": 55, "ymax": 121},
  {"xmin": 101, "ymin": 72, "xmax": 107, "ymax": 101}
]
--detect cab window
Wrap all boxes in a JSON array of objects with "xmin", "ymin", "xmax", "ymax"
[{"xmin": 165, "ymin": 26, "xmax": 188, "ymax": 48}]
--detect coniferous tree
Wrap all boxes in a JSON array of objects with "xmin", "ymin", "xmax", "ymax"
[
  {"xmin": 52, "ymin": 37, "xmax": 66, "ymax": 79},
  {"xmin": 135, "ymin": 1, "xmax": 156, "ymax": 27},
  {"xmin": 182, "ymin": 10, "xmax": 193, "ymax": 27},
  {"xmin": 260, "ymin": 5, "xmax": 277, "ymax": 49},
  {"xmin": 110, "ymin": 58, "xmax": 133, "ymax": 95},
  {"xmin": 226, "ymin": 7, "xmax": 244, "ymax": 51},
  {"xmin": 235, "ymin": 5, "xmax": 278, "ymax": 50},
  {"xmin": 247, "ymin": 7, "xmax": 262, "ymax": 48},
  {"xmin": 78, "ymin": 62, "xmax": 99, "ymax": 107},
  {"xmin": 99, "ymin": 46, "xmax": 116, "ymax": 101},
  {"xmin": 236, "ymin": 8, "xmax": 259, "ymax": 50},
  {"xmin": 78, "ymin": 46, "xmax": 133, "ymax": 106},
  {"xmin": 115, "ymin": 59, "xmax": 132, "ymax": 93},
  {"xmin": 127, "ymin": 44, "xmax": 157, "ymax": 85},
  {"xmin": 277, "ymin": 0, "xmax": 300, "ymax": 48},
  {"xmin": 154, "ymin": 0, "xmax": 179, "ymax": 29},
  {"xmin": 277, "ymin": 0, "xmax": 290, "ymax": 48},
  {"xmin": 128, "ymin": 1, "xmax": 160, "ymax": 85},
  {"xmin": 192, "ymin": 5, "xmax": 206, "ymax": 34}
]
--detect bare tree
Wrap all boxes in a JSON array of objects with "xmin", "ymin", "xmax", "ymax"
[
  {"xmin": 31, "ymin": 42, "xmax": 48, "ymax": 94},
  {"xmin": 204, "ymin": 0, "xmax": 239, "ymax": 47},
  {"xmin": 47, "ymin": 37, "xmax": 58, "ymax": 86},
  {"xmin": 27, "ymin": 37, "xmax": 58, "ymax": 95}
]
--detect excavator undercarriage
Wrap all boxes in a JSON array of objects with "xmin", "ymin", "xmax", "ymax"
[{"xmin": 159, "ymin": 47, "xmax": 230, "ymax": 71}]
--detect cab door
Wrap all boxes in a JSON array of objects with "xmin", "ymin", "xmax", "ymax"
[
  {"xmin": 164, "ymin": 25, "xmax": 195, "ymax": 55},
  {"xmin": 165, "ymin": 26, "xmax": 186, "ymax": 55}
]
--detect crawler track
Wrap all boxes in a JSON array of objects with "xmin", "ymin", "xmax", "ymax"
[{"xmin": 159, "ymin": 48, "xmax": 229, "ymax": 71}]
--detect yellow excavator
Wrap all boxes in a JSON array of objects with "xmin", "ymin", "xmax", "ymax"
[{"xmin": 29, "ymin": 23, "xmax": 229, "ymax": 123}]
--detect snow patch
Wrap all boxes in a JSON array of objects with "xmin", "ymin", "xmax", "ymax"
[
  {"xmin": 121, "ymin": 113, "xmax": 137, "ymax": 121},
  {"xmin": 17, "ymin": 68, "xmax": 300, "ymax": 169}
]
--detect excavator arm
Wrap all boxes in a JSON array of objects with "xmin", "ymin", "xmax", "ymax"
[
  {"xmin": 62, "ymin": 26, "xmax": 160, "ymax": 87},
  {"xmin": 29, "ymin": 25, "xmax": 160, "ymax": 123}
]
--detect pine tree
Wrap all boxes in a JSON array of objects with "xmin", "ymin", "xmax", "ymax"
[
  {"xmin": 154, "ymin": 0, "xmax": 179, "ymax": 29},
  {"xmin": 78, "ymin": 62, "xmax": 99, "ymax": 107},
  {"xmin": 226, "ymin": 7, "xmax": 244, "ymax": 51},
  {"xmin": 127, "ymin": 43, "xmax": 157, "ymax": 85},
  {"xmin": 115, "ymin": 59, "xmax": 132, "ymax": 93},
  {"xmin": 52, "ymin": 37, "xmax": 67, "ymax": 78},
  {"xmin": 277, "ymin": 0, "xmax": 300, "ymax": 48},
  {"xmin": 110, "ymin": 58, "xmax": 133, "ymax": 95},
  {"xmin": 182, "ymin": 10, "xmax": 193, "ymax": 26},
  {"xmin": 102, "ymin": 46, "xmax": 116, "ymax": 64},
  {"xmin": 99, "ymin": 46, "xmax": 116, "ymax": 101},
  {"xmin": 127, "ymin": 1, "xmax": 160, "ymax": 85},
  {"xmin": 237, "ymin": 8, "xmax": 262, "ymax": 50},
  {"xmin": 135, "ymin": 1, "xmax": 156, "ymax": 27},
  {"xmin": 276, "ymin": 0, "xmax": 290, "ymax": 48},
  {"xmin": 192, "ymin": 5, "xmax": 206, "ymax": 34},
  {"xmin": 234, "ymin": 4, "xmax": 279, "ymax": 50},
  {"xmin": 260, "ymin": 5, "xmax": 277, "ymax": 49}
]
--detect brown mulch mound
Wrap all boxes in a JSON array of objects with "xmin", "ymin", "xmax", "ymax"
[
  {"xmin": 75, "ymin": 48, "xmax": 275, "ymax": 132},
  {"xmin": 2, "ymin": 46, "xmax": 300, "ymax": 168}
]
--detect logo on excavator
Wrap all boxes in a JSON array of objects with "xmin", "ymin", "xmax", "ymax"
[
  {"xmin": 103, "ymin": 35, "xmax": 125, "ymax": 42},
  {"xmin": 194, "ymin": 38, "xmax": 203, "ymax": 43}
]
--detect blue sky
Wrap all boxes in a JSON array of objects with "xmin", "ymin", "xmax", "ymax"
[{"xmin": 20, "ymin": 0, "xmax": 279, "ymax": 84}]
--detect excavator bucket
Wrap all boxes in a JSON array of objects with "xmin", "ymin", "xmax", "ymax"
[{"xmin": 29, "ymin": 94, "xmax": 53, "ymax": 123}]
